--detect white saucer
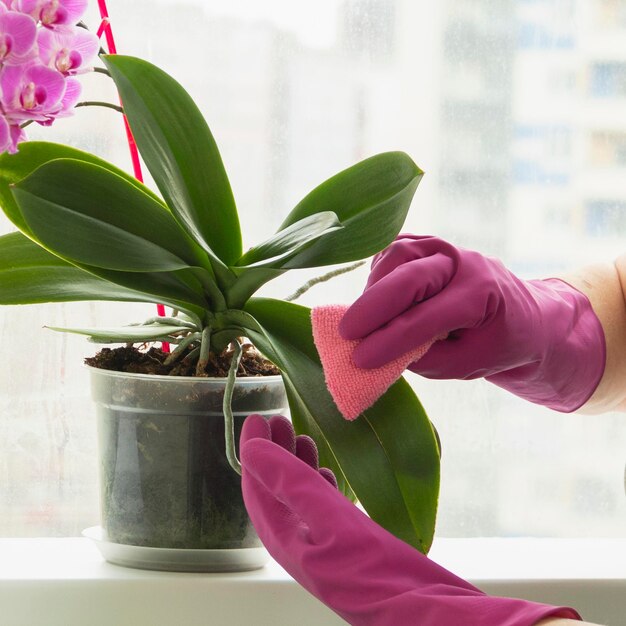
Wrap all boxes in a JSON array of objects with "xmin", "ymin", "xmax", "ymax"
[{"xmin": 82, "ymin": 526, "xmax": 270, "ymax": 573}]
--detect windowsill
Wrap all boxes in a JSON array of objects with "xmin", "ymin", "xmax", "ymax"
[{"xmin": 0, "ymin": 538, "xmax": 624, "ymax": 626}]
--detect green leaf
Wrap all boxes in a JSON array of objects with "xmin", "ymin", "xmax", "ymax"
[
  {"xmin": 225, "ymin": 266, "xmax": 284, "ymax": 309},
  {"xmin": 0, "ymin": 144, "xmax": 213, "ymax": 317},
  {"xmin": 280, "ymin": 152, "xmax": 423, "ymax": 268},
  {"xmin": 76, "ymin": 267, "xmax": 208, "ymax": 324},
  {"xmin": 47, "ymin": 324, "xmax": 193, "ymax": 344},
  {"xmin": 103, "ymin": 55, "xmax": 242, "ymax": 266},
  {"xmin": 0, "ymin": 141, "xmax": 166, "ymax": 238},
  {"xmin": 226, "ymin": 212, "xmax": 343, "ymax": 306},
  {"xmin": 0, "ymin": 233, "xmax": 208, "ymax": 323},
  {"xmin": 235, "ymin": 212, "xmax": 342, "ymax": 269},
  {"xmin": 0, "ymin": 232, "xmax": 158, "ymax": 305},
  {"xmin": 12, "ymin": 159, "xmax": 208, "ymax": 273},
  {"xmin": 243, "ymin": 298, "xmax": 440, "ymax": 553}
]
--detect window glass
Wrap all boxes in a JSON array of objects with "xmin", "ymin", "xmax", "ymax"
[{"xmin": 1, "ymin": 0, "xmax": 624, "ymax": 538}]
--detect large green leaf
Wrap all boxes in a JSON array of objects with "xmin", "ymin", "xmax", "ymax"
[
  {"xmin": 89, "ymin": 268, "xmax": 209, "ymax": 323},
  {"xmin": 0, "ymin": 141, "xmax": 167, "ymax": 237},
  {"xmin": 0, "ymin": 232, "xmax": 160, "ymax": 305},
  {"xmin": 234, "ymin": 212, "xmax": 342, "ymax": 269},
  {"xmin": 12, "ymin": 159, "xmax": 208, "ymax": 273},
  {"xmin": 280, "ymin": 152, "xmax": 423, "ymax": 268},
  {"xmin": 243, "ymin": 298, "xmax": 440, "ymax": 553},
  {"xmin": 224, "ymin": 266, "xmax": 284, "ymax": 309},
  {"xmin": 226, "ymin": 212, "xmax": 343, "ymax": 307},
  {"xmin": 0, "ymin": 232, "xmax": 208, "ymax": 322},
  {"xmin": 103, "ymin": 55, "xmax": 242, "ymax": 267},
  {"xmin": 47, "ymin": 324, "xmax": 193, "ymax": 343},
  {"xmin": 0, "ymin": 143, "xmax": 211, "ymax": 319}
]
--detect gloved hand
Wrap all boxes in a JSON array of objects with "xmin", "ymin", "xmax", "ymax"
[
  {"xmin": 240, "ymin": 413, "xmax": 581, "ymax": 626},
  {"xmin": 339, "ymin": 235, "xmax": 606, "ymax": 412}
]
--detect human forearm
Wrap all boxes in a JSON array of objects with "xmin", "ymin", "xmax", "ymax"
[{"xmin": 556, "ymin": 254, "xmax": 626, "ymax": 414}]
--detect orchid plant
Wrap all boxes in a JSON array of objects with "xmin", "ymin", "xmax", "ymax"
[{"xmin": 0, "ymin": 4, "xmax": 441, "ymax": 555}]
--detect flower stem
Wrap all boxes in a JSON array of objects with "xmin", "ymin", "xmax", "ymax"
[
  {"xmin": 285, "ymin": 260, "xmax": 366, "ymax": 302},
  {"xmin": 93, "ymin": 67, "xmax": 112, "ymax": 77},
  {"xmin": 223, "ymin": 340, "xmax": 243, "ymax": 476},
  {"xmin": 75, "ymin": 100, "xmax": 123, "ymax": 114}
]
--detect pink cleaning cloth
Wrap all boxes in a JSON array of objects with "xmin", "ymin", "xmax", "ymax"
[{"xmin": 311, "ymin": 305, "xmax": 439, "ymax": 420}]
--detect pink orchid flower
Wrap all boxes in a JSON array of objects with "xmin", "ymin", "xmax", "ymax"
[
  {"xmin": 12, "ymin": 0, "xmax": 88, "ymax": 27},
  {"xmin": 0, "ymin": 114, "xmax": 26, "ymax": 153},
  {"xmin": 42, "ymin": 73, "xmax": 79, "ymax": 120},
  {"xmin": 0, "ymin": 0, "xmax": 95, "ymax": 153},
  {"xmin": 0, "ymin": 115, "xmax": 13, "ymax": 151},
  {"xmin": 1, "ymin": 61, "xmax": 67, "ymax": 123},
  {"xmin": 0, "ymin": 6, "xmax": 37, "ymax": 64},
  {"xmin": 37, "ymin": 24, "xmax": 97, "ymax": 74}
]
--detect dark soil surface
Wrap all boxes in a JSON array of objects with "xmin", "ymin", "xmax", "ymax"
[{"xmin": 85, "ymin": 342, "xmax": 280, "ymax": 377}]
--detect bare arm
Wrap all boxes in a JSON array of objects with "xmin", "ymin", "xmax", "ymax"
[{"xmin": 558, "ymin": 254, "xmax": 626, "ymax": 414}]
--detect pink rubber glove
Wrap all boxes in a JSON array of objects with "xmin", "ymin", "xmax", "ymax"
[
  {"xmin": 240, "ymin": 414, "xmax": 581, "ymax": 626},
  {"xmin": 339, "ymin": 235, "xmax": 606, "ymax": 412}
]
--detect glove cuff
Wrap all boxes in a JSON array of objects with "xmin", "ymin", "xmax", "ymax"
[
  {"xmin": 486, "ymin": 278, "xmax": 606, "ymax": 412},
  {"xmin": 360, "ymin": 588, "xmax": 581, "ymax": 626}
]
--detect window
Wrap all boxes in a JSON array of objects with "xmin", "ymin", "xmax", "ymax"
[
  {"xmin": 585, "ymin": 200, "xmax": 626, "ymax": 237},
  {"xmin": 590, "ymin": 131, "xmax": 626, "ymax": 167},
  {"xmin": 516, "ymin": 0, "xmax": 576, "ymax": 50},
  {"xmin": 1, "ymin": 0, "xmax": 624, "ymax": 540},
  {"xmin": 590, "ymin": 62, "xmax": 626, "ymax": 97}
]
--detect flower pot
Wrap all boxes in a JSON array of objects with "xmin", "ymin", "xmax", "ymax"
[{"xmin": 87, "ymin": 366, "xmax": 287, "ymax": 572}]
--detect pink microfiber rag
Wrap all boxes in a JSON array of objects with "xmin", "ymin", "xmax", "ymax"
[{"xmin": 311, "ymin": 305, "xmax": 439, "ymax": 420}]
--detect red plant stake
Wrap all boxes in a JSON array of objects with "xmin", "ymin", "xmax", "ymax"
[{"xmin": 97, "ymin": 0, "xmax": 169, "ymax": 352}]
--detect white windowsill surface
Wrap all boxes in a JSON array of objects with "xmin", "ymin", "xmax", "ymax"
[{"xmin": 0, "ymin": 538, "xmax": 624, "ymax": 626}]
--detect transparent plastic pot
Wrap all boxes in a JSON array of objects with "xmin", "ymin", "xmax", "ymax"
[{"xmin": 87, "ymin": 366, "xmax": 287, "ymax": 572}]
